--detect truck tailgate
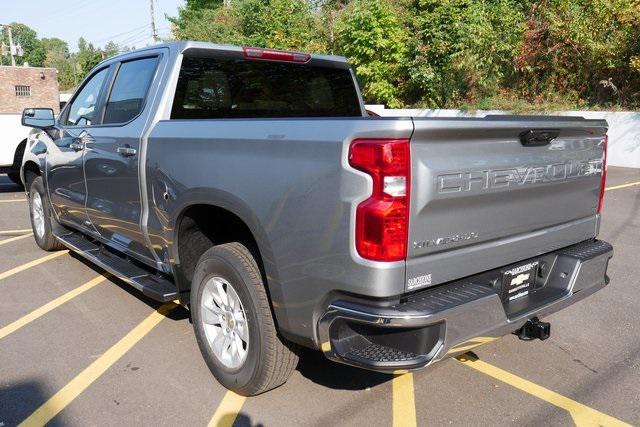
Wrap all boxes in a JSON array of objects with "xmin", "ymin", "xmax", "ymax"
[{"xmin": 407, "ymin": 116, "xmax": 607, "ymax": 290}]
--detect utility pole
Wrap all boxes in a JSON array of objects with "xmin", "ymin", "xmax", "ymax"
[
  {"xmin": 6, "ymin": 25, "xmax": 16, "ymax": 66},
  {"xmin": 1, "ymin": 24, "xmax": 17, "ymax": 66},
  {"xmin": 150, "ymin": 0, "xmax": 159, "ymax": 43}
]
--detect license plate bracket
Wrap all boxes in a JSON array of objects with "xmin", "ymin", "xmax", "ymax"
[{"xmin": 501, "ymin": 261, "xmax": 539, "ymax": 302}]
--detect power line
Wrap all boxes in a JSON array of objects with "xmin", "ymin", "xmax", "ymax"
[
  {"xmin": 118, "ymin": 27, "xmax": 153, "ymax": 46},
  {"xmin": 93, "ymin": 23, "xmax": 151, "ymax": 45}
]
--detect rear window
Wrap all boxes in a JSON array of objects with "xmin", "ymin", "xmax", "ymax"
[{"xmin": 171, "ymin": 56, "xmax": 362, "ymax": 119}]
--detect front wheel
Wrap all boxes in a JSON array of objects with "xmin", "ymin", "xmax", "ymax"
[
  {"xmin": 191, "ymin": 243, "xmax": 298, "ymax": 396},
  {"xmin": 29, "ymin": 176, "xmax": 64, "ymax": 251}
]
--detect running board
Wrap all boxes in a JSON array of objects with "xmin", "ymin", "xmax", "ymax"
[{"xmin": 55, "ymin": 230, "xmax": 178, "ymax": 302}]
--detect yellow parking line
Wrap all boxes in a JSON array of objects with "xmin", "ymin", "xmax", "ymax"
[
  {"xmin": 0, "ymin": 228, "xmax": 33, "ymax": 236},
  {"xmin": 0, "ymin": 250, "xmax": 69, "ymax": 281},
  {"xmin": 0, "ymin": 274, "xmax": 109, "ymax": 340},
  {"xmin": 456, "ymin": 354, "xmax": 631, "ymax": 426},
  {"xmin": 392, "ymin": 373, "xmax": 417, "ymax": 427},
  {"xmin": 0, "ymin": 199, "xmax": 26, "ymax": 203},
  {"xmin": 0, "ymin": 233, "xmax": 33, "ymax": 246},
  {"xmin": 605, "ymin": 181, "xmax": 640, "ymax": 191},
  {"xmin": 207, "ymin": 391, "xmax": 247, "ymax": 427},
  {"xmin": 19, "ymin": 302, "xmax": 178, "ymax": 427}
]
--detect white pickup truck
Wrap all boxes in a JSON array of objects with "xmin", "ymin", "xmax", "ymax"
[{"xmin": 0, "ymin": 113, "xmax": 31, "ymax": 185}]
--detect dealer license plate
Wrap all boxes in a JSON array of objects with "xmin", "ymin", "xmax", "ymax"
[{"xmin": 502, "ymin": 261, "xmax": 539, "ymax": 302}]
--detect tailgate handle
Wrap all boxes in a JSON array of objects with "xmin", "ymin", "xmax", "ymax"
[{"xmin": 519, "ymin": 129, "xmax": 560, "ymax": 146}]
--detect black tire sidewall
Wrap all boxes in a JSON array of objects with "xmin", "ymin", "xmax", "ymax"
[
  {"xmin": 191, "ymin": 247, "xmax": 265, "ymax": 393},
  {"xmin": 28, "ymin": 176, "xmax": 57, "ymax": 250}
]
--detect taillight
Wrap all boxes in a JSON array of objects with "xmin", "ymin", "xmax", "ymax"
[
  {"xmin": 242, "ymin": 47, "xmax": 311, "ymax": 63},
  {"xmin": 349, "ymin": 139, "xmax": 410, "ymax": 262},
  {"xmin": 598, "ymin": 134, "xmax": 608, "ymax": 213}
]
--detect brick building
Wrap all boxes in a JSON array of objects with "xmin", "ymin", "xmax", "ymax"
[{"xmin": 0, "ymin": 66, "xmax": 60, "ymax": 114}]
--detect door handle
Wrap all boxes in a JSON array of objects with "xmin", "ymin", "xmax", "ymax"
[
  {"xmin": 69, "ymin": 130, "xmax": 94, "ymax": 151},
  {"xmin": 116, "ymin": 145, "xmax": 137, "ymax": 157},
  {"xmin": 69, "ymin": 140, "xmax": 84, "ymax": 151}
]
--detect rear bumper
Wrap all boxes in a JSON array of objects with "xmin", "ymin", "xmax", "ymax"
[{"xmin": 317, "ymin": 239, "xmax": 613, "ymax": 372}]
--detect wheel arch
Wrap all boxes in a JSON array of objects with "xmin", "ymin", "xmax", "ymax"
[
  {"xmin": 170, "ymin": 202, "xmax": 282, "ymax": 311},
  {"xmin": 22, "ymin": 160, "xmax": 41, "ymax": 191}
]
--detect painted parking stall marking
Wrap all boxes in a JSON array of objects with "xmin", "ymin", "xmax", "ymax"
[
  {"xmin": 0, "ymin": 274, "xmax": 109, "ymax": 340},
  {"xmin": 392, "ymin": 373, "xmax": 417, "ymax": 427},
  {"xmin": 19, "ymin": 302, "xmax": 178, "ymax": 427},
  {"xmin": 456, "ymin": 353, "xmax": 631, "ymax": 426},
  {"xmin": 207, "ymin": 391, "xmax": 247, "ymax": 427},
  {"xmin": 0, "ymin": 233, "xmax": 33, "ymax": 246},
  {"xmin": 0, "ymin": 228, "xmax": 33, "ymax": 236},
  {"xmin": 605, "ymin": 181, "xmax": 640, "ymax": 191},
  {"xmin": 0, "ymin": 250, "xmax": 68, "ymax": 281}
]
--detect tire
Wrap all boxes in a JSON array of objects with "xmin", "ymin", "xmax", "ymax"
[
  {"xmin": 191, "ymin": 242, "xmax": 298, "ymax": 396},
  {"xmin": 28, "ymin": 176, "xmax": 64, "ymax": 251},
  {"xmin": 7, "ymin": 171, "xmax": 22, "ymax": 187}
]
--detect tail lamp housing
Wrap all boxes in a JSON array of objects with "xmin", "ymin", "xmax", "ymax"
[
  {"xmin": 597, "ymin": 134, "xmax": 608, "ymax": 214},
  {"xmin": 349, "ymin": 139, "xmax": 410, "ymax": 262}
]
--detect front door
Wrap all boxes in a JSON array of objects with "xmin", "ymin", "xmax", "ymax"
[
  {"xmin": 84, "ymin": 55, "xmax": 160, "ymax": 265},
  {"xmin": 47, "ymin": 67, "xmax": 110, "ymax": 230}
]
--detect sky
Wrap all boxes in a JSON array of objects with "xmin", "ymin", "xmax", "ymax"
[{"xmin": 1, "ymin": 0, "xmax": 184, "ymax": 51}]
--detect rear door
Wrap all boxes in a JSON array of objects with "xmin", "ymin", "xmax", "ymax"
[
  {"xmin": 407, "ymin": 117, "xmax": 607, "ymax": 289},
  {"xmin": 84, "ymin": 54, "xmax": 161, "ymax": 265}
]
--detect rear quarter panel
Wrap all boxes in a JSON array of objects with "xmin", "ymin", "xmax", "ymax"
[{"xmin": 145, "ymin": 118, "xmax": 412, "ymax": 344}]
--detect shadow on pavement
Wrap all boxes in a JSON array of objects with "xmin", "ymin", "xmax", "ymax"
[
  {"xmin": 67, "ymin": 251, "xmax": 190, "ymax": 322},
  {"xmin": 0, "ymin": 379, "xmax": 67, "ymax": 425},
  {"xmin": 295, "ymin": 347, "xmax": 391, "ymax": 391}
]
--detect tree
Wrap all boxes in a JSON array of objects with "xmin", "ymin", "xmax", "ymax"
[
  {"xmin": 0, "ymin": 22, "xmax": 45, "ymax": 66},
  {"xmin": 334, "ymin": 0, "xmax": 407, "ymax": 107},
  {"xmin": 402, "ymin": 0, "xmax": 525, "ymax": 107},
  {"xmin": 76, "ymin": 37, "xmax": 104, "ymax": 76},
  {"xmin": 40, "ymin": 38, "xmax": 76, "ymax": 90},
  {"xmin": 171, "ymin": 0, "xmax": 324, "ymax": 52}
]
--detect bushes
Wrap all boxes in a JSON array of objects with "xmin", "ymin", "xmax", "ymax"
[
  {"xmin": 170, "ymin": 0, "xmax": 640, "ymax": 110},
  {"xmin": 334, "ymin": 0, "xmax": 407, "ymax": 107}
]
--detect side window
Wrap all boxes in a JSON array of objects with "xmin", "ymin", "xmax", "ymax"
[
  {"xmin": 103, "ymin": 57, "xmax": 158, "ymax": 124},
  {"xmin": 65, "ymin": 68, "xmax": 109, "ymax": 126}
]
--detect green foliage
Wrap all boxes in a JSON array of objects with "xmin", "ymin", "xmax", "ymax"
[
  {"xmin": 171, "ymin": 0, "xmax": 324, "ymax": 52},
  {"xmin": 1, "ymin": 23, "xmax": 45, "ymax": 67},
  {"xmin": 403, "ymin": 0, "xmax": 526, "ymax": 107},
  {"xmin": 41, "ymin": 38, "xmax": 75, "ymax": 91},
  {"xmin": 334, "ymin": 0, "xmax": 407, "ymax": 107},
  {"xmin": 167, "ymin": 0, "xmax": 640, "ymax": 109},
  {"xmin": 76, "ymin": 37, "xmax": 104, "ymax": 77},
  {"xmin": 516, "ymin": 0, "xmax": 640, "ymax": 107}
]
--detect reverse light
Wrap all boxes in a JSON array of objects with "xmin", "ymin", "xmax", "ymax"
[
  {"xmin": 349, "ymin": 139, "xmax": 410, "ymax": 262},
  {"xmin": 242, "ymin": 47, "xmax": 311, "ymax": 63},
  {"xmin": 598, "ymin": 134, "xmax": 608, "ymax": 214}
]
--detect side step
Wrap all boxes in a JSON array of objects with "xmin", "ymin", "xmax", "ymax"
[{"xmin": 56, "ymin": 231, "xmax": 178, "ymax": 302}]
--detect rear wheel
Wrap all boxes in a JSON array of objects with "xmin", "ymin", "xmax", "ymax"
[
  {"xmin": 191, "ymin": 242, "xmax": 298, "ymax": 396},
  {"xmin": 29, "ymin": 176, "xmax": 64, "ymax": 251}
]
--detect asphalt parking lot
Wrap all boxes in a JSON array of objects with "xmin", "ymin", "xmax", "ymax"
[{"xmin": 0, "ymin": 167, "xmax": 639, "ymax": 426}]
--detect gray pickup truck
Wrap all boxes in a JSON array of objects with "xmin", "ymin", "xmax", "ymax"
[{"xmin": 20, "ymin": 41, "xmax": 612, "ymax": 395}]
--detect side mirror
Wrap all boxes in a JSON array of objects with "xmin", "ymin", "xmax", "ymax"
[{"xmin": 22, "ymin": 108, "xmax": 55, "ymax": 129}]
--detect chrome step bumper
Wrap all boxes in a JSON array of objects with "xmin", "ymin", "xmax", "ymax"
[{"xmin": 317, "ymin": 240, "xmax": 613, "ymax": 372}]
